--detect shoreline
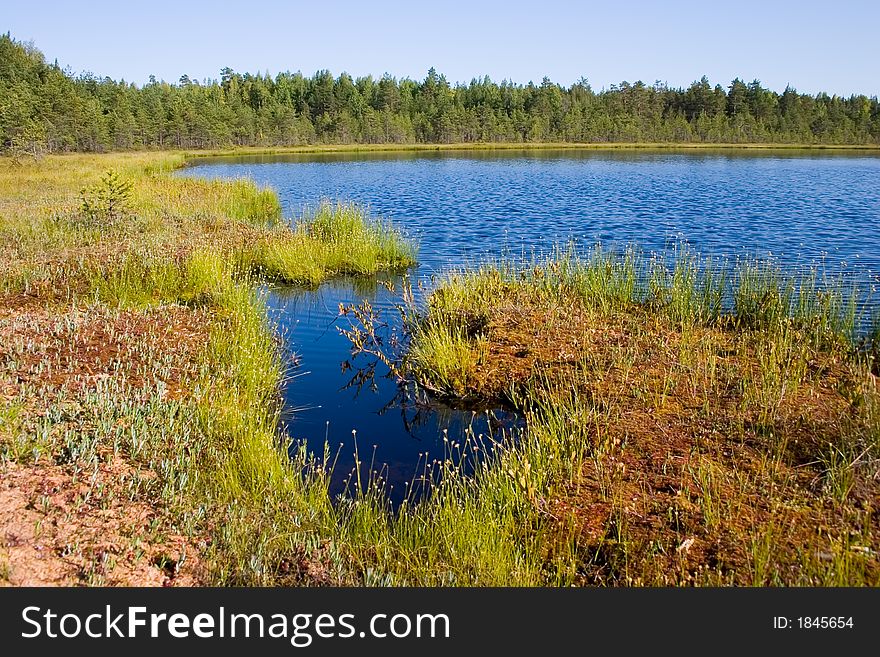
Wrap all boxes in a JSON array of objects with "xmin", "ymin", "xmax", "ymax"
[
  {"xmin": 1, "ymin": 151, "xmax": 878, "ymax": 587},
  {"xmin": 183, "ymin": 141, "xmax": 880, "ymax": 160}
]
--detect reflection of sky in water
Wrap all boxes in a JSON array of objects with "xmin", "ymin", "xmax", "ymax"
[{"xmin": 267, "ymin": 276, "xmax": 521, "ymax": 503}]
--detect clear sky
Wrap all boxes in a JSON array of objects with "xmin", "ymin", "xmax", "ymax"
[{"xmin": 5, "ymin": 0, "xmax": 879, "ymax": 96}]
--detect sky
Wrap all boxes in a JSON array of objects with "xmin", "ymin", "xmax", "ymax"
[{"xmin": 5, "ymin": 0, "xmax": 880, "ymax": 96}]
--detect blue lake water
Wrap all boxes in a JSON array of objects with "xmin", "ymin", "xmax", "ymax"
[{"xmin": 180, "ymin": 149, "xmax": 880, "ymax": 499}]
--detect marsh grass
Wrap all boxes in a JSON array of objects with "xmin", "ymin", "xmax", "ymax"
[
  {"xmin": 239, "ymin": 202, "xmax": 416, "ymax": 287},
  {"xmin": 1, "ymin": 153, "xmax": 415, "ymax": 301},
  {"xmin": 341, "ymin": 246, "xmax": 880, "ymax": 585},
  {"xmin": 0, "ymin": 151, "xmax": 578, "ymax": 586},
  {"xmin": 869, "ymin": 312, "xmax": 880, "ymax": 375},
  {"xmin": 3, "ymin": 150, "xmax": 878, "ymax": 587}
]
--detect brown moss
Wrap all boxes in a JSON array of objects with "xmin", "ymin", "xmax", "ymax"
[
  {"xmin": 426, "ymin": 290, "xmax": 880, "ymax": 585},
  {"xmin": 0, "ymin": 300, "xmax": 209, "ymax": 402},
  {"xmin": 0, "ymin": 460, "xmax": 205, "ymax": 586}
]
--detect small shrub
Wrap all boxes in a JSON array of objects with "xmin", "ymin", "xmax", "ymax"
[{"xmin": 80, "ymin": 168, "xmax": 133, "ymax": 225}]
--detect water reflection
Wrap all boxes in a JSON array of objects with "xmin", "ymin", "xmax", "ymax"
[{"xmin": 268, "ymin": 275, "xmax": 521, "ymax": 503}]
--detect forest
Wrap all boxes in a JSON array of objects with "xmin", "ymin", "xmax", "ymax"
[{"xmin": 2, "ymin": 33, "xmax": 879, "ymax": 153}]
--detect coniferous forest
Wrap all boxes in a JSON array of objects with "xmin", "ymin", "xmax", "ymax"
[{"xmin": 2, "ymin": 33, "xmax": 879, "ymax": 153}]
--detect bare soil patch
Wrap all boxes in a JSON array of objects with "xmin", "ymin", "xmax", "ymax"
[{"xmin": 0, "ymin": 300, "xmax": 210, "ymax": 586}]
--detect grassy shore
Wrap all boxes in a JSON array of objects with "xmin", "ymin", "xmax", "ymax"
[
  {"xmin": 360, "ymin": 249, "xmax": 879, "ymax": 584},
  {"xmin": 0, "ymin": 152, "xmax": 416, "ymax": 584},
  {"xmin": 1, "ymin": 150, "xmax": 878, "ymax": 586},
  {"xmin": 184, "ymin": 141, "xmax": 880, "ymax": 161}
]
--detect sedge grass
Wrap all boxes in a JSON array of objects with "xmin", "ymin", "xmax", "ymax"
[
  {"xmin": 3, "ymin": 151, "xmax": 878, "ymax": 587},
  {"xmin": 352, "ymin": 246, "xmax": 880, "ymax": 585}
]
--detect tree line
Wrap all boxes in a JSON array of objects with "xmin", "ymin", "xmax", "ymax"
[{"xmin": 2, "ymin": 33, "xmax": 879, "ymax": 153}]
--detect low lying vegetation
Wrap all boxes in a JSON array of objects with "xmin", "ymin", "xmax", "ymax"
[
  {"xmin": 0, "ymin": 152, "xmax": 416, "ymax": 585},
  {"xmin": 372, "ymin": 248, "xmax": 879, "ymax": 584},
  {"xmin": 0, "ymin": 154, "xmax": 414, "ymax": 300},
  {"xmin": 2, "ymin": 151, "xmax": 877, "ymax": 587}
]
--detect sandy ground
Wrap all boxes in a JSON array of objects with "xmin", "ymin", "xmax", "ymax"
[
  {"xmin": 1, "ymin": 461, "xmax": 202, "ymax": 586},
  {"xmin": 0, "ymin": 297, "xmax": 208, "ymax": 586}
]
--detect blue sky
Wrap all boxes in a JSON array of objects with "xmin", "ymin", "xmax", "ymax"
[{"xmin": 5, "ymin": 0, "xmax": 879, "ymax": 95}]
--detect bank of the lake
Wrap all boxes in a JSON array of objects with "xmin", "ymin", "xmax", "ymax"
[
  {"xmin": 1, "ymin": 149, "xmax": 878, "ymax": 586},
  {"xmin": 183, "ymin": 141, "xmax": 880, "ymax": 162},
  {"xmin": 0, "ymin": 152, "xmax": 417, "ymax": 584},
  {"xmin": 376, "ymin": 252, "xmax": 880, "ymax": 585}
]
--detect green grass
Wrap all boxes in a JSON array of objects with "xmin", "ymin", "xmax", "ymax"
[
  {"xmin": 238, "ymin": 201, "xmax": 416, "ymax": 287},
  {"xmin": 163, "ymin": 277, "xmax": 558, "ymax": 585},
  {"xmin": 335, "ymin": 246, "xmax": 879, "ymax": 585},
  {"xmin": 2, "ymin": 151, "xmax": 878, "ymax": 587},
  {"xmin": 0, "ymin": 151, "xmax": 583, "ymax": 586}
]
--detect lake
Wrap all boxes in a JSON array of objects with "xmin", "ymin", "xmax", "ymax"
[{"xmin": 180, "ymin": 149, "xmax": 880, "ymax": 499}]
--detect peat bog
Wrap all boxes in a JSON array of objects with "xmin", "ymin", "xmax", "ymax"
[{"xmin": 1, "ymin": 148, "xmax": 879, "ymax": 586}]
